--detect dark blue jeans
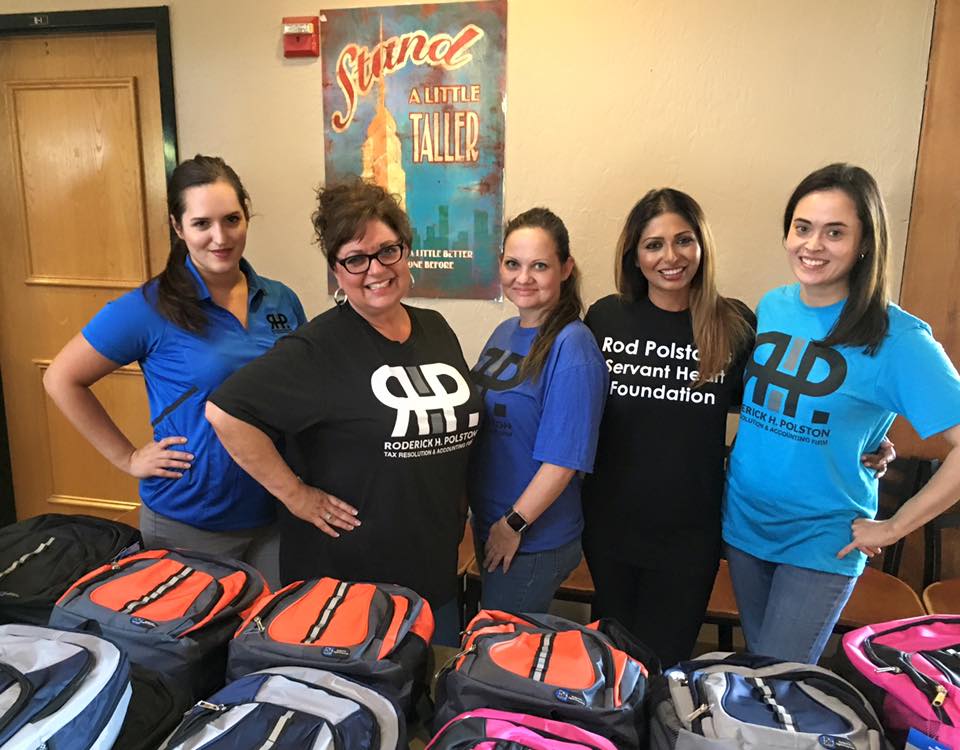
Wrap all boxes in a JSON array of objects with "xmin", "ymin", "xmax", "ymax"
[
  {"xmin": 726, "ymin": 543, "xmax": 857, "ymax": 664},
  {"xmin": 478, "ymin": 536, "xmax": 582, "ymax": 615}
]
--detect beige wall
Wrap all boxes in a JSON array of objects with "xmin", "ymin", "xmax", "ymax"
[{"xmin": 4, "ymin": 0, "xmax": 935, "ymax": 363}]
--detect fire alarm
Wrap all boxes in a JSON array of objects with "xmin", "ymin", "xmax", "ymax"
[{"xmin": 282, "ymin": 16, "xmax": 319, "ymax": 58}]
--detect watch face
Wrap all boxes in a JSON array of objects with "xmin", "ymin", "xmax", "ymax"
[{"xmin": 505, "ymin": 511, "xmax": 527, "ymax": 533}]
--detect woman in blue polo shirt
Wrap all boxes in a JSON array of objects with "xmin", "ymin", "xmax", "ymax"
[{"xmin": 43, "ymin": 155, "xmax": 305, "ymax": 575}]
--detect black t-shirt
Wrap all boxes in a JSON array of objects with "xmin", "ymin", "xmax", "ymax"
[
  {"xmin": 581, "ymin": 294, "xmax": 755, "ymax": 568},
  {"xmin": 210, "ymin": 303, "xmax": 482, "ymax": 605}
]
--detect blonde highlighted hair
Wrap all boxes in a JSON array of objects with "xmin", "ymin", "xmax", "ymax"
[{"xmin": 615, "ymin": 188, "xmax": 753, "ymax": 384}]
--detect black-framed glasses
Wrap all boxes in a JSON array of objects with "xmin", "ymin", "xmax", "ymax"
[{"xmin": 335, "ymin": 242, "xmax": 405, "ymax": 274}]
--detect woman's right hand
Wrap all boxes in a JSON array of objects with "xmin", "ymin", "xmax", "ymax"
[
  {"xmin": 287, "ymin": 482, "xmax": 361, "ymax": 538},
  {"xmin": 123, "ymin": 436, "xmax": 193, "ymax": 479}
]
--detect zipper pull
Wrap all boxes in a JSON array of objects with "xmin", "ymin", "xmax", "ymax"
[
  {"xmin": 196, "ymin": 700, "xmax": 226, "ymax": 711},
  {"xmin": 932, "ymin": 684, "xmax": 948, "ymax": 707},
  {"xmin": 686, "ymin": 703, "xmax": 710, "ymax": 722},
  {"xmin": 434, "ymin": 644, "xmax": 476, "ymax": 682},
  {"xmin": 874, "ymin": 666, "xmax": 901, "ymax": 674},
  {"xmin": 253, "ymin": 616, "xmax": 265, "ymax": 633}
]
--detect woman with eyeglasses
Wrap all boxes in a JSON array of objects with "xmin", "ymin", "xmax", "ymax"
[
  {"xmin": 206, "ymin": 179, "xmax": 482, "ymax": 645},
  {"xmin": 43, "ymin": 155, "xmax": 306, "ymax": 581}
]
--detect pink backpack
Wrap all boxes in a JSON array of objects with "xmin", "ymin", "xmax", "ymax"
[
  {"xmin": 842, "ymin": 615, "xmax": 960, "ymax": 746},
  {"xmin": 427, "ymin": 709, "xmax": 618, "ymax": 749}
]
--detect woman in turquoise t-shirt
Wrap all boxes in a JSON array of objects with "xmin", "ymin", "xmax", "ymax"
[{"xmin": 723, "ymin": 163, "xmax": 960, "ymax": 664}]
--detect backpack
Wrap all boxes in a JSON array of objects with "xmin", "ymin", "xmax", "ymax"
[
  {"xmin": 49, "ymin": 548, "xmax": 266, "ymax": 700},
  {"xmin": 0, "ymin": 513, "xmax": 140, "ymax": 625},
  {"xmin": 433, "ymin": 610, "xmax": 654, "ymax": 750},
  {"xmin": 649, "ymin": 652, "xmax": 890, "ymax": 750},
  {"xmin": 840, "ymin": 614, "xmax": 960, "ymax": 747},
  {"xmin": 0, "ymin": 623, "xmax": 131, "ymax": 749},
  {"xmin": 427, "ymin": 708, "xmax": 619, "ymax": 749},
  {"xmin": 159, "ymin": 665, "xmax": 406, "ymax": 750},
  {"xmin": 227, "ymin": 577, "xmax": 433, "ymax": 713},
  {"xmin": 114, "ymin": 664, "xmax": 193, "ymax": 750}
]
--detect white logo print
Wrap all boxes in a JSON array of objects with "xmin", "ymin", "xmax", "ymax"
[{"xmin": 371, "ymin": 363, "xmax": 478, "ymax": 437}]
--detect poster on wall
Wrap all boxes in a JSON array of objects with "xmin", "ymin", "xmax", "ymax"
[{"xmin": 320, "ymin": 0, "xmax": 506, "ymax": 300}]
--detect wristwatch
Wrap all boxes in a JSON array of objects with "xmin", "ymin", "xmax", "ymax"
[{"xmin": 503, "ymin": 508, "xmax": 529, "ymax": 534}]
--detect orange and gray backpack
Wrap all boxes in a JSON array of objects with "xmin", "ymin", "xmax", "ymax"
[
  {"xmin": 227, "ymin": 577, "xmax": 434, "ymax": 713},
  {"xmin": 434, "ymin": 610, "xmax": 657, "ymax": 750},
  {"xmin": 48, "ymin": 548, "xmax": 267, "ymax": 700}
]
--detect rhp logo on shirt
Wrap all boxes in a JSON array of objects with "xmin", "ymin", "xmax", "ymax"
[
  {"xmin": 471, "ymin": 346, "xmax": 525, "ymax": 392},
  {"xmin": 266, "ymin": 312, "xmax": 292, "ymax": 333},
  {"xmin": 745, "ymin": 332, "xmax": 847, "ymax": 423},
  {"xmin": 371, "ymin": 363, "xmax": 479, "ymax": 437}
]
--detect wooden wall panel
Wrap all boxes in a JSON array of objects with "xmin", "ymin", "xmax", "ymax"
[{"xmin": 9, "ymin": 77, "xmax": 149, "ymax": 287}]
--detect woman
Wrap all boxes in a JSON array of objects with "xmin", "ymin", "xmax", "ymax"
[
  {"xmin": 206, "ymin": 179, "xmax": 481, "ymax": 646},
  {"xmin": 468, "ymin": 208, "xmax": 607, "ymax": 614},
  {"xmin": 724, "ymin": 163, "xmax": 960, "ymax": 664},
  {"xmin": 43, "ymin": 155, "xmax": 306, "ymax": 577},
  {"xmin": 581, "ymin": 189, "xmax": 755, "ymax": 669}
]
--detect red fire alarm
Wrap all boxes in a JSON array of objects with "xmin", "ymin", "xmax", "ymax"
[{"xmin": 282, "ymin": 16, "xmax": 319, "ymax": 58}]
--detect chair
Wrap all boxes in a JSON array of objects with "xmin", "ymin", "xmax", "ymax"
[
  {"xmin": 917, "ymin": 459, "xmax": 960, "ymax": 613},
  {"xmin": 704, "ymin": 560, "xmax": 739, "ymax": 651},
  {"xmin": 456, "ymin": 526, "xmax": 477, "ymax": 629},
  {"xmin": 922, "ymin": 577, "xmax": 960, "ymax": 614},
  {"xmin": 920, "ymin": 459, "xmax": 960, "ymax": 589}
]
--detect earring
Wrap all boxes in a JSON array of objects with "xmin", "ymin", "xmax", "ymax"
[
  {"xmin": 409, "ymin": 272, "xmax": 416, "ymax": 288},
  {"xmin": 333, "ymin": 287, "xmax": 347, "ymax": 305},
  {"xmin": 859, "ymin": 253, "xmax": 866, "ymax": 260}
]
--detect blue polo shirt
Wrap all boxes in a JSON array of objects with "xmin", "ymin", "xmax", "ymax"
[{"xmin": 82, "ymin": 256, "xmax": 306, "ymax": 530}]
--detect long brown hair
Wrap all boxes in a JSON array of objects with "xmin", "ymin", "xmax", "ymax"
[
  {"xmin": 783, "ymin": 163, "xmax": 889, "ymax": 354},
  {"xmin": 615, "ymin": 189, "xmax": 752, "ymax": 384},
  {"xmin": 153, "ymin": 155, "xmax": 251, "ymax": 333},
  {"xmin": 504, "ymin": 208, "xmax": 583, "ymax": 381}
]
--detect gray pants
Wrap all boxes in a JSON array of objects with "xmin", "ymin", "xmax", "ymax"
[{"xmin": 139, "ymin": 504, "xmax": 280, "ymax": 589}]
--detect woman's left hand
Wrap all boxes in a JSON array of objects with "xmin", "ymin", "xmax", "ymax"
[
  {"xmin": 837, "ymin": 517, "xmax": 901, "ymax": 559},
  {"xmin": 861, "ymin": 436, "xmax": 896, "ymax": 478},
  {"xmin": 484, "ymin": 518, "xmax": 522, "ymax": 573}
]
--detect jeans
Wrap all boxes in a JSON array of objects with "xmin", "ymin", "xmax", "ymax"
[
  {"xmin": 725, "ymin": 543, "xmax": 857, "ymax": 664},
  {"xmin": 431, "ymin": 598, "xmax": 462, "ymax": 647},
  {"xmin": 478, "ymin": 536, "xmax": 582, "ymax": 615}
]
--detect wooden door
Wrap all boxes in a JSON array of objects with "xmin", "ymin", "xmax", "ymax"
[{"xmin": 0, "ymin": 31, "xmax": 169, "ymax": 520}]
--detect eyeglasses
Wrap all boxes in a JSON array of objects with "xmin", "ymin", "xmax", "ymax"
[{"xmin": 335, "ymin": 242, "xmax": 405, "ymax": 274}]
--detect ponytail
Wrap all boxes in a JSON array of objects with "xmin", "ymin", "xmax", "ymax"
[{"xmin": 148, "ymin": 154, "xmax": 251, "ymax": 334}]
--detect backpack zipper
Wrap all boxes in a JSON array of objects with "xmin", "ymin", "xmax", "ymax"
[
  {"xmin": 864, "ymin": 640, "xmax": 953, "ymax": 725},
  {"xmin": 0, "ymin": 536, "xmax": 55, "ymax": 585}
]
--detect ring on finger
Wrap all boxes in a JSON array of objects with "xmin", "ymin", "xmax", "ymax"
[{"xmin": 324, "ymin": 511, "xmax": 332, "ymax": 522}]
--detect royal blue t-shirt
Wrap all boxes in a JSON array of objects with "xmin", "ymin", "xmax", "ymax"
[
  {"xmin": 724, "ymin": 284, "xmax": 960, "ymax": 576},
  {"xmin": 82, "ymin": 256, "xmax": 306, "ymax": 530},
  {"xmin": 468, "ymin": 318, "xmax": 608, "ymax": 553}
]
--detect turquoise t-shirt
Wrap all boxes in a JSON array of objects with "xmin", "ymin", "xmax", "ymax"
[{"xmin": 723, "ymin": 284, "xmax": 960, "ymax": 576}]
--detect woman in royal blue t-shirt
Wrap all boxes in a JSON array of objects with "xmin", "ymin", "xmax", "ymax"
[
  {"xmin": 468, "ymin": 208, "xmax": 608, "ymax": 614},
  {"xmin": 43, "ymin": 156, "xmax": 305, "ymax": 576}
]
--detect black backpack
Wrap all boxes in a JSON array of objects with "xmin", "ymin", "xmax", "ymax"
[
  {"xmin": 0, "ymin": 513, "xmax": 140, "ymax": 625},
  {"xmin": 115, "ymin": 665, "xmax": 192, "ymax": 750}
]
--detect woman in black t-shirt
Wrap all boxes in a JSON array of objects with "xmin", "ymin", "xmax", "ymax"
[
  {"xmin": 582, "ymin": 189, "xmax": 755, "ymax": 668},
  {"xmin": 206, "ymin": 180, "xmax": 481, "ymax": 646}
]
